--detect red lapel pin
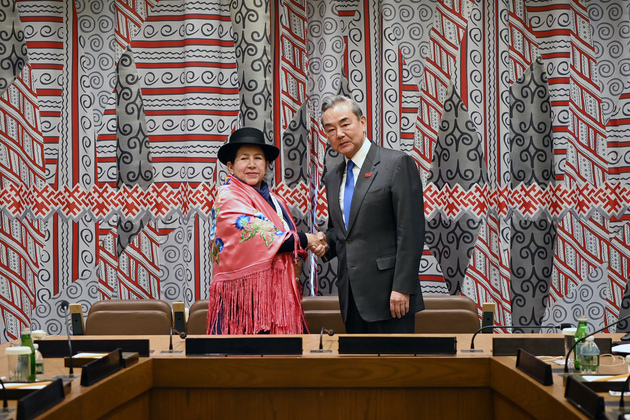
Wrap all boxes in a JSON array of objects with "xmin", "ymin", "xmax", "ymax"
[{"xmin": 365, "ymin": 172, "xmax": 371, "ymax": 177}]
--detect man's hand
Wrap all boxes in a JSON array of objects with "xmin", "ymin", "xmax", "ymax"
[
  {"xmin": 306, "ymin": 231, "xmax": 329, "ymax": 257},
  {"xmin": 390, "ymin": 291, "xmax": 410, "ymax": 318}
]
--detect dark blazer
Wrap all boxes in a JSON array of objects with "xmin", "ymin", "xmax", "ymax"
[{"xmin": 324, "ymin": 142, "xmax": 425, "ymax": 323}]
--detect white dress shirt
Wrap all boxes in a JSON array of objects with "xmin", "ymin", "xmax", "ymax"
[{"xmin": 339, "ymin": 138, "xmax": 372, "ymax": 225}]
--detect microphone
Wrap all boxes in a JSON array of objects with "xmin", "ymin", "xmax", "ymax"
[
  {"xmin": 59, "ymin": 300, "xmax": 74, "ymax": 377},
  {"xmin": 167, "ymin": 327, "xmax": 187, "ymax": 353},
  {"xmin": 0, "ymin": 377, "xmax": 8, "ymax": 412},
  {"xmin": 311, "ymin": 327, "xmax": 335, "ymax": 353},
  {"xmin": 564, "ymin": 313, "xmax": 630, "ymax": 373},
  {"xmin": 467, "ymin": 323, "xmax": 571, "ymax": 352}
]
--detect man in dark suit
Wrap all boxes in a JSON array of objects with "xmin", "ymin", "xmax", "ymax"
[{"xmin": 319, "ymin": 95, "xmax": 425, "ymax": 333}]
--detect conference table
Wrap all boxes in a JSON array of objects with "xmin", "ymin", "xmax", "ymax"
[{"xmin": 0, "ymin": 333, "xmax": 625, "ymax": 419}]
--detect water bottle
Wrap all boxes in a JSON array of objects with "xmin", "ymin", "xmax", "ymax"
[
  {"xmin": 34, "ymin": 343, "xmax": 44, "ymax": 379},
  {"xmin": 20, "ymin": 328, "xmax": 36, "ymax": 382},
  {"xmin": 578, "ymin": 336, "xmax": 600, "ymax": 373},
  {"xmin": 573, "ymin": 315, "xmax": 588, "ymax": 370}
]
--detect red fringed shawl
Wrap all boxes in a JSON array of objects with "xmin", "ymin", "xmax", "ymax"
[{"xmin": 206, "ymin": 176, "xmax": 307, "ymax": 334}]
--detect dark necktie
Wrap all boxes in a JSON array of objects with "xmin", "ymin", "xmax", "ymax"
[{"xmin": 344, "ymin": 160, "xmax": 355, "ymax": 228}]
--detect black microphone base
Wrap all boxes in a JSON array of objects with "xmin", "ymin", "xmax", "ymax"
[
  {"xmin": 460, "ymin": 349, "xmax": 484, "ymax": 353},
  {"xmin": 621, "ymin": 332, "xmax": 630, "ymax": 341},
  {"xmin": 604, "ymin": 408, "xmax": 629, "ymax": 420},
  {"xmin": 310, "ymin": 349, "xmax": 332, "ymax": 353},
  {"xmin": 160, "ymin": 350, "xmax": 183, "ymax": 354},
  {"xmin": 53, "ymin": 374, "xmax": 77, "ymax": 383}
]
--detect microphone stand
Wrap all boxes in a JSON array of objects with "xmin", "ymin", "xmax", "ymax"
[
  {"xmin": 564, "ymin": 313, "xmax": 630, "ymax": 374},
  {"xmin": 59, "ymin": 300, "xmax": 74, "ymax": 377},
  {"xmin": 619, "ymin": 374, "xmax": 630, "ymax": 412},
  {"xmin": 0, "ymin": 377, "xmax": 9, "ymax": 412},
  {"xmin": 310, "ymin": 327, "xmax": 334, "ymax": 353},
  {"xmin": 164, "ymin": 327, "xmax": 187, "ymax": 354},
  {"xmin": 465, "ymin": 324, "xmax": 569, "ymax": 352}
]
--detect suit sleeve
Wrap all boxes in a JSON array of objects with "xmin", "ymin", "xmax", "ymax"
[{"xmin": 390, "ymin": 154, "xmax": 425, "ymax": 294}]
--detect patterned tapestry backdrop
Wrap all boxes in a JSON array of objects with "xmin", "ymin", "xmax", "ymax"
[{"xmin": 1, "ymin": 0, "xmax": 630, "ymax": 341}]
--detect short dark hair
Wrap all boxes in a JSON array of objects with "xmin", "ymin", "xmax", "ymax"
[
  {"xmin": 320, "ymin": 95, "xmax": 364, "ymax": 126},
  {"xmin": 225, "ymin": 144, "xmax": 268, "ymax": 165}
]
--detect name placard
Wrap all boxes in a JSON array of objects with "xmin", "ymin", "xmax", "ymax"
[
  {"xmin": 186, "ymin": 337, "xmax": 303, "ymax": 356},
  {"xmin": 516, "ymin": 349, "xmax": 553, "ymax": 385},
  {"xmin": 16, "ymin": 378, "xmax": 65, "ymax": 420},
  {"xmin": 564, "ymin": 375, "xmax": 605, "ymax": 420},
  {"xmin": 80, "ymin": 349, "xmax": 124, "ymax": 386},
  {"xmin": 36, "ymin": 339, "xmax": 150, "ymax": 357},
  {"xmin": 493, "ymin": 337, "xmax": 612, "ymax": 356},
  {"xmin": 338, "ymin": 336, "xmax": 457, "ymax": 355}
]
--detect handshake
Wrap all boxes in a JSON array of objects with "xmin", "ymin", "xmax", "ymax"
[{"xmin": 305, "ymin": 231, "xmax": 329, "ymax": 257}]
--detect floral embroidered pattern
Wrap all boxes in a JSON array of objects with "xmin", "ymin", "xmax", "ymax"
[
  {"xmin": 236, "ymin": 214, "xmax": 282, "ymax": 247},
  {"xmin": 210, "ymin": 198, "xmax": 223, "ymax": 265},
  {"xmin": 210, "ymin": 237, "xmax": 224, "ymax": 265}
]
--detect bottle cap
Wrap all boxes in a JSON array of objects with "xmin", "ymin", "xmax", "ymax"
[
  {"xmin": 5, "ymin": 346, "xmax": 32, "ymax": 355},
  {"xmin": 21, "ymin": 327, "xmax": 31, "ymax": 334},
  {"xmin": 578, "ymin": 315, "xmax": 587, "ymax": 322},
  {"xmin": 31, "ymin": 330, "xmax": 46, "ymax": 340}
]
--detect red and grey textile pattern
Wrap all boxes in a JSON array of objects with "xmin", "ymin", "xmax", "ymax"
[
  {"xmin": 3, "ymin": 0, "xmax": 630, "ymax": 341},
  {"xmin": 0, "ymin": 0, "xmax": 44, "ymax": 342}
]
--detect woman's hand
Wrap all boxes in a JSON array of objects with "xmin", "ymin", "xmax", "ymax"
[
  {"xmin": 306, "ymin": 232, "xmax": 329, "ymax": 257},
  {"xmin": 293, "ymin": 258, "xmax": 303, "ymax": 279}
]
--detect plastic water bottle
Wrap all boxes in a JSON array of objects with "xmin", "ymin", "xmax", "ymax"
[
  {"xmin": 574, "ymin": 315, "xmax": 588, "ymax": 370},
  {"xmin": 34, "ymin": 343, "xmax": 44, "ymax": 379},
  {"xmin": 578, "ymin": 336, "xmax": 600, "ymax": 373}
]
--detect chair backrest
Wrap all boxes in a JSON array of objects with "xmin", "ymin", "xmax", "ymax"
[
  {"xmin": 85, "ymin": 310, "xmax": 172, "ymax": 335},
  {"xmin": 301, "ymin": 296, "xmax": 345, "ymax": 334},
  {"xmin": 423, "ymin": 295, "xmax": 478, "ymax": 312},
  {"xmin": 301, "ymin": 296, "xmax": 340, "ymax": 311},
  {"xmin": 416, "ymin": 295, "xmax": 480, "ymax": 333},
  {"xmin": 84, "ymin": 299, "xmax": 173, "ymax": 335},
  {"xmin": 187, "ymin": 299, "xmax": 209, "ymax": 335}
]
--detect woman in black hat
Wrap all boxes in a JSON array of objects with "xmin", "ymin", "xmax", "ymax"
[{"xmin": 207, "ymin": 127, "xmax": 326, "ymax": 334}]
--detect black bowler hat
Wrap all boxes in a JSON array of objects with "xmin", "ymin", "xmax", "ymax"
[{"xmin": 217, "ymin": 127, "xmax": 280, "ymax": 165}]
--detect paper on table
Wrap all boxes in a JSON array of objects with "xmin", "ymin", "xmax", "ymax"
[
  {"xmin": 73, "ymin": 352, "xmax": 108, "ymax": 358},
  {"xmin": 583, "ymin": 375, "xmax": 628, "ymax": 382},
  {"xmin": 0, "ymin": 382, "xmax": 49, "ymax": 389},
  {"xmin": 612, "ymin": 344, "xmax": 630, "ymax": 354}
]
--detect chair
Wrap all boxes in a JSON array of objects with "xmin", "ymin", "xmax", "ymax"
[
  {"xmin": 186, "ymin": 299, "xmax": 209, "ymax": 335},
  {"xmin": 302, "ymin": 294, "xmax": 480, "ymax": 334},
  {"xmin": 84, "ymin": 299, "xmax": 173, "ymax": 335},
  {"xmin": 415, "ymin": 294, "xmax": 480, "ymax": 333},
  {"xmin": 301, "ymin": 296, "xmax": 346, "ymax": 334}
]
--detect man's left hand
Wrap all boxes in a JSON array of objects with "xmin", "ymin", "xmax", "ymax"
[{"xmin": 390, "ymin": 291, "xmax": 410, "ymax": 318}]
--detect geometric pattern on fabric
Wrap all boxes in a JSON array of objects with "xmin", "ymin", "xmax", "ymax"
[
  {"xmin": 426, "ymin": 82, "xmax": 486, "ymax": 295},
  {"xmin": 115, "ymin": 46, "xmax": 154, "ymax": 256},
  {"xmin": 508, "ymin": 59, "xmax": 556, "ymax": 331},
  {"xmin": 380, "ymin": 0, "xmax": 441, "ymax": 290},
  {"xmin": 274, "ymin": 0, "xmax": 311, "ymax": 292},
  {"xmin": 0, "ymin": 60, "xmax": 45, "ymax": 340},
  {"xmin": 0, "ymin": 0, "xmax": 27, "ymax": 98},
  {"xmin": 8, "ymin": 181, "xmax": 630, "ymax": 222},
  {"xmin": 5, "ymin": 0, "xmax": 630, "ymax": 343},
  {"xmin": 542, "ymin": 262, "xmax": 609, "ymax": 333}
]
